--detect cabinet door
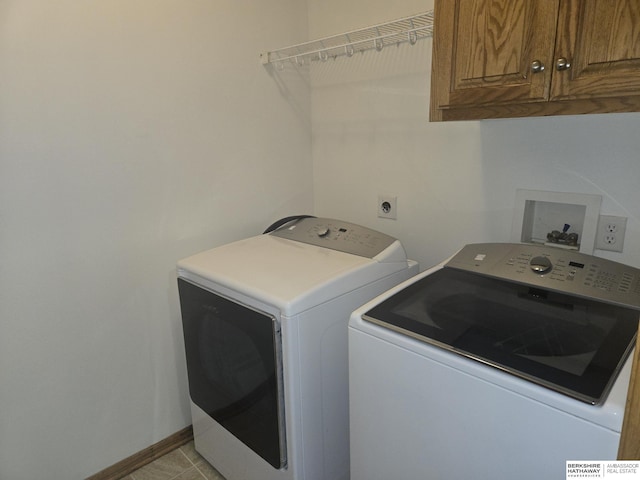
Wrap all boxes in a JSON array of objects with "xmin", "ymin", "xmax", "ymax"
[
  {"xmin": 431, "ymin": 0, "xmax": 560, "ymax": 116},
  {"xmin": 551, "ymin": 0, "xmax": 640, "ymax": 100}
]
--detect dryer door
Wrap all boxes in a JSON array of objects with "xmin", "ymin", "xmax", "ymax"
[{"xmin": 178, "ymin": 278, "xmax": 286, "ymax": 469}]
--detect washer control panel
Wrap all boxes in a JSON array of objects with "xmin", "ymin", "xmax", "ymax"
[
  {"xmin": 270, "ymin": 217, "xmax": 397, "ymax": 259},
  {"xmin": 446, "ymin": 243, "xmax": 640, "ymax": 309}
]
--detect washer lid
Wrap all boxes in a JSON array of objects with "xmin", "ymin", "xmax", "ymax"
[
  {"xmin": 177, "ymin": 233, "xmax": 407, "ymax": 315},
  {"xmin": 363, "ymin": 266, "xmax": 638, "ymax": 406}
]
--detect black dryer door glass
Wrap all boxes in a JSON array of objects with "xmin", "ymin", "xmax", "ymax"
[
  {"xmin": 363, "ymin": 268, "xmax": 638, "ymax": 404},
  {"xmin": 178, "ymin": 278, "xmax": 285, "ymax": 469}
]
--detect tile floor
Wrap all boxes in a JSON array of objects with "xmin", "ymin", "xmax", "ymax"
[{"xmin": 121, "ymin": 441, "xmax": 226, "ymax": 480}]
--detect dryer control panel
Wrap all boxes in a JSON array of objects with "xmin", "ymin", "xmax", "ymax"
[
  {"xmin": 446, "ymin": 243, "xmax": 640, "ymax": 309},
  {"xmin": 270, "ymin": 217, "xmax": 398, "ymax": 259}
]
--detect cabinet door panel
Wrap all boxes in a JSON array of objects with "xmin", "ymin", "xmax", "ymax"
[
  {"xmin": 551, "ymin": 0, "xmax": 640, "ymax": 99},
  {"xmin": 454, "ymin": 0, "xmax": 524, "ymax": 83},
  {"xmin": 434, "ymin": 0, "xmax": 560, "ymax": 109}
]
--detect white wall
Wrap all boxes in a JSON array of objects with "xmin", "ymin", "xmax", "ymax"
[
  {"xmin": 0, "ymin": 1, "xmax": 311, "ymax": 478},
  {"xmin": 310, "ymin": 0, "xmax": 640, "ymax": 271}
]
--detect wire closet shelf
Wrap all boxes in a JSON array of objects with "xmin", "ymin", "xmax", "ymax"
[{"xmin": 260, "ymin": 11, "xmax": 434, "ymax": 68}]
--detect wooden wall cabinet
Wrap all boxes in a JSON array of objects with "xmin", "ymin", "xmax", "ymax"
[{"xmin": 430, "ymin": 0, "xmax": 640, "ymax": 121}]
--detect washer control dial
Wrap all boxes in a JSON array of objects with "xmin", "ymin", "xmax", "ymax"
[{"xmin": 530, "ymin": 256, "xmax": 553, "ymax": 274}]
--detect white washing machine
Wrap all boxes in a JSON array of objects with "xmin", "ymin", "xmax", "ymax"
[
  {"xmin": 176, "ymin": 217, "xmax": 418, "ymax": 480},
  {"xmin": 349, "ymin": 243, "xmax": 640, "ymax": 480}
]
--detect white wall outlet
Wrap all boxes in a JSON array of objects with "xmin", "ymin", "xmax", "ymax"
[
  {"xmin": 378, "ymin": 195, "xmax": 397, "ymax": 220},
  {"xmin": 595, "ymin": 215, "xmax": 627, "ymax": 252}
]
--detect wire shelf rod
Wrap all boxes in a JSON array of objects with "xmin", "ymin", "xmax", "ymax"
[
  {"xmin": 269, "ymin": 25, "xmax": 431, "ymax": 64},
  {"xmin": 260, "ymin": 10, "xmax": 433, "ymax": 66}
]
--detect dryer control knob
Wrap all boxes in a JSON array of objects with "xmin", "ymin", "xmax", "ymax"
[
  {"xmin": 317, "ymin": 226, "xmax": 331, "ymax": 237},
  {"xmin": 530, "ymin": 256, "xmax": 553, "ymax": 274}
]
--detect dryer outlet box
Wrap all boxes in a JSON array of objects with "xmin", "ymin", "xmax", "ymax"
[{"xmin": 378, "ymin": 195, "xmax": 397, "ymax": 220}]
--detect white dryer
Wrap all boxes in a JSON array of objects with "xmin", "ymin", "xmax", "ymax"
[
  {"xmin": 349, "ymin": 243, "xmax": 640, "ymax": 480},
  {"xmin": 177, "ymin": 217, "xmax": 418, "ymax": 480}
]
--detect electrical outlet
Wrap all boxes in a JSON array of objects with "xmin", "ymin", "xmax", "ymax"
[
  {"xmin": 595, "ymin": 215, "xmax": 627, "ymax": 252},
  {"xmin": 378, "ymin": 195, "xmax": 397, "ymax": 220}
]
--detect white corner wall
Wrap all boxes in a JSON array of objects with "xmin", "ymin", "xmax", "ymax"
[
  {"xmin": 3, "ymin": 0, "xmax": 640, "ymax": 476},
  {"xmin": 309, "ymin": 0, "xmax": 640, "ymax": 271},
  {"xmin": 0, "ymin": 1, "xmax": 311, "ymax": 478}
]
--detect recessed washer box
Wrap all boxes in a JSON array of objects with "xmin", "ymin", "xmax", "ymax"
[{"xmin": 511, "ymin": 189, "xmax": 601, "ymax": 254}]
